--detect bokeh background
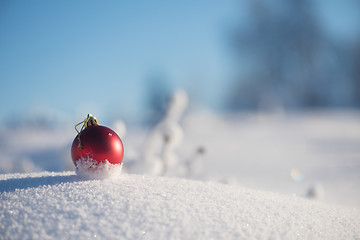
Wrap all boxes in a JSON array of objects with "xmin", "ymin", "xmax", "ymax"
[
  {"xmin": 1, "ymin": 0, "xmax": 360, "ymax": 208},
  {"xmin": 1, "ymin": 0, "xmax": 359, "ymax": 123}
]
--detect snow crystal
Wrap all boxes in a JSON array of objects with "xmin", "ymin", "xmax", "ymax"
[{"xmin": 75, "ymin": 157, "xmax": 122, "ymax": 180}]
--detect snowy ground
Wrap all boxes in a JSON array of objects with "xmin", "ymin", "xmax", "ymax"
[
  {"xmin": 1, "ymin": 108, "xmax": 360, "ymax": 239},
  {"xmin": 0, "ymin": 109, "xmax": 360, "ymax": 210},
  {"xmin": 1, "ymin": 171, "xmax": 359, "ymax": 240},
  {"xmin": 179, "ymin": 110, "xmax": 360, "ymax": 208},
  {"xmin": 124, "ymin": 109, "xmax": 360, "ymax": 209}
]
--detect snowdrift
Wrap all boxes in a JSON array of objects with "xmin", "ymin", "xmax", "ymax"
[{"xmin": 1, "ymin": 171, "xmax": 359, "ymax": 240}]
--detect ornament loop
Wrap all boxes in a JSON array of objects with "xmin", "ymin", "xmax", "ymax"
[{"xmin": 75, "ymin": 114, "xmax": 99, "ymax": 149}]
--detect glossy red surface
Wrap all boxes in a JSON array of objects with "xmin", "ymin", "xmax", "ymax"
[{"xmin": 71, "ymin": 125, "xmax": 124, "ymax": 166}]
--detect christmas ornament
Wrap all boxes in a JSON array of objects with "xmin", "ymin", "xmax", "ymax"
[{"xmin": 71, "ymin": 114, "xmax": 124, "ymax": 168}]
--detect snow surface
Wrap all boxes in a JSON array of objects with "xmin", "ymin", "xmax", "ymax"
[
  {"xmin": 1, "ymin": 109, "xmax": 360, "ymax": 209},
  {"xmin": 125, "ymin": 110, "xmax": 360, "ymax": 209},
  {"xmin": 1, "ymin": 171, "xmax": 359, "ymax": 240},
  {"xmin": 75, "ymin": 157, "xmax": 123, "ymax": 180}
]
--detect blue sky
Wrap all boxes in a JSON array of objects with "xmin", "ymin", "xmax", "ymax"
[
  {"xmin": 0, "ymin": 0, "xmax": 240, "ymax": 123},
  {"xmin": 0, "ymin": 0, "xmax": 359, "ymax": 124}
]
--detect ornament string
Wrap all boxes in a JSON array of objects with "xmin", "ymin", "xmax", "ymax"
[{"xmin": 75, "ymin": 114, "xmax": 99, "ymax": 149}]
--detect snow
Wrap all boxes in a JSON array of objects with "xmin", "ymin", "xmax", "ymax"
[
  {"xmin": 1, "ymin": 103, "xmax": 360, "ymax": 239},
  {"xmin": 1, "ymin": 171, "xmax": 359, "ymax": 240},
  {"xmin": 128, "ymin": 89, "xmax": 188, "ymax": 176},
  {"xmin": 178, "ymin": 110, "xmax": 360, "ymax": 208},
  {"xmin": 1, "ymin": 109, "xmax": 360, "ymax": 209},
  {"xmin": 74, "ymin": 157, "xmax": 123, "ymax": 180}
]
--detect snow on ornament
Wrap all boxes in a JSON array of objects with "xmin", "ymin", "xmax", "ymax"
[{"xmin": 71, "ymin": 114, "xmax": 124, "ymax": 178}]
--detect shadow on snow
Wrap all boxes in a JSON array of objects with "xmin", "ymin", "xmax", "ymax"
[{"xmin": 0, "ymin": 174, "xmax": 82, "ymax": 193}]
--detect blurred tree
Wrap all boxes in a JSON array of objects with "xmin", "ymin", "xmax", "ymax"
[
  {"xmin": 353, "ymin": 42, "xmax": 360, "ymax": 107},
  {"xmin": 227, "ymin": 0, "xmax": 358, "ymax": 110},
  {"xmin": 143, "ymin": 73, "xmax": 172, "ymax": 125}
]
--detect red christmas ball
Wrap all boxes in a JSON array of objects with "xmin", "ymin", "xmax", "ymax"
[{"xmin": 71, "ymin": 125, "xmax": 124, "ymax": 167}]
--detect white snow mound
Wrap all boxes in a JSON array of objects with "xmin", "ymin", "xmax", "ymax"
[
  {"xmin": 75, "ymin": 157, "xmax": 122, "ymax": 180},
  {"xmin": 0, "ymin": 171, "xmax": 359, "ymax": 240}
]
